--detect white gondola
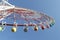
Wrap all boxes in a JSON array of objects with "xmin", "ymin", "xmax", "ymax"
[{"xmin": 0, "ymin": 21, "xmax": 6, "ymax": 32}]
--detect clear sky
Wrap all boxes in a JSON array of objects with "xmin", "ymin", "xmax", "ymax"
[{"xmin": 0, "ymin": 0, "xmax": 60, "ymax": 40}]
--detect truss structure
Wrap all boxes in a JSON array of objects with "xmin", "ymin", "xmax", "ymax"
[{"xmin": 0, "ymin": 0, "xmax": 55, "ymax": 32}]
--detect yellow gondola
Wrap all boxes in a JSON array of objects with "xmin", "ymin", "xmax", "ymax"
[{"xmin": 11, "ymin": 27, "xmax": 17, "ymax": 32}]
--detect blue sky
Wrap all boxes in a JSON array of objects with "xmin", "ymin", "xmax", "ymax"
[{"xmin": 0, "ymin": 0, "xmax": 60, "ymax": 40}]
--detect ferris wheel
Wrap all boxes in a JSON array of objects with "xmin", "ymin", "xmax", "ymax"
[{"xmin": 0, "ymin": 0, "xmax": 55, "ymax": 32}]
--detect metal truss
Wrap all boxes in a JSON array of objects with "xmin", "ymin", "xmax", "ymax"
[{"xmin": 0, "ymin": 0, "xmax": 55, "ymax": 32}]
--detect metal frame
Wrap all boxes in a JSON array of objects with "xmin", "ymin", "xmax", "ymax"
[{"xmin": 0, "ymin": 0, "xmax": 55, "ymax": 32}]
